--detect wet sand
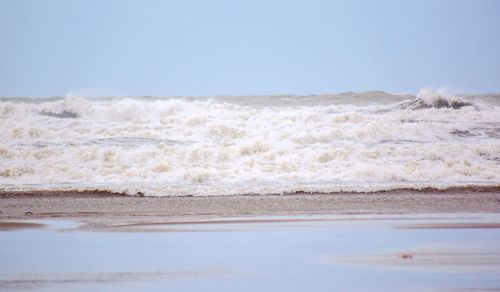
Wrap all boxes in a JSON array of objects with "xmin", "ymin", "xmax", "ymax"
[
  {"xmin": 1, "ymin": 189, "xmax": 500, "ymax": 222},
  {"xmin": 2, "ymin": 189, "xmax": 500, "ymax": 232},
  {"xmin": 2, "ymin": 190, "xmax": 500, "ymax": 291},
  {"xmin": 0, "ymin": 270, "xmax": 230, "ymax": 291},
  {"xmin": 328, "ymin": 250, "xmax": 500, "ymax": 274},
  {"xmin": 2, "ymin": 213, "xmax": 500, "ymax": 291},
  {"xmin": 0, "ymin": 221, "xmax": 46, "ymax": 231}
]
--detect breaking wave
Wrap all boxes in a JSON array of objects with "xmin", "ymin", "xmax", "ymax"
[
  {"xmin": 400, "ymin": 89, "xmax": 474, "ymax": 110},
  {"xmin": 0, "ymin": 90, "xmax": 499, "ymax": 196}
]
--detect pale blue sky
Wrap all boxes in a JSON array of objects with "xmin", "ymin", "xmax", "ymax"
[{"xmin": 1, "ymin": 0, "xmax": 499, "ymax": 97}]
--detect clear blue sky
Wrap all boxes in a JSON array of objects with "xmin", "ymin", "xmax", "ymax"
[{"xmin": 1, "ymin": 0, "xmax": 499, "ymax": 97}]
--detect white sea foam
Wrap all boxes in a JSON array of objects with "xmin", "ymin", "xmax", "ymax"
[{"xmin": 1, "ymin": 90, "xmax": 499, "ymax": 196}]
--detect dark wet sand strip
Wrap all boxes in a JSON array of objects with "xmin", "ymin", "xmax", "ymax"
[
  {"xmin": 0, "ymin": 221, "xmax": 46, "ymax": 231},
  {"xmin": 1, "ymin": 189, "xmax": 500, "ymax": 233},
  {"xmin": 1, "ymin": 190, "xmax": 500, "ymax": 220}
]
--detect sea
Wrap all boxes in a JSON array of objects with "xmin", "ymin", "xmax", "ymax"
[{"xmin": 1, "ymin": 89, "xmax": 499, "ymax": 196}]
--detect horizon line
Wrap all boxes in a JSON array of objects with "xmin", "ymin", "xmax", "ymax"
[{"xmin": 2, "ymin": 90, "xmax": 500, "ymax": 99}]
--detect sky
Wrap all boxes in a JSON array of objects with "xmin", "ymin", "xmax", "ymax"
[{"xmin": 0, "ymin": 0, "xmax": 499, "ymax": 97}]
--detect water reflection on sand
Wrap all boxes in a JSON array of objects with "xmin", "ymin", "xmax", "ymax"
[{"xmin": 1, "ymin": 213, "xmax": 500, "ymax": 291}]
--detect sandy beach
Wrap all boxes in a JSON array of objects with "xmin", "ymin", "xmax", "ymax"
[
  {"xmin": 1, "ymin": 188, "xmax": 499, "ymax": 231},
  {"xmin": 2, "ymin": 188, "xmax": 500, "ymax": 221},
  {"xmin": 1, "ymin": 190, "xmax": 500, "ymax": 291},
  {"xmin": 2, "ymin": 0, "xmax": 499, "ymax": 290}
]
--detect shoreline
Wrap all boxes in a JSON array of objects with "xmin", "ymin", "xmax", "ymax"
[
  {"xmin": 1, "ymin": 190, "xmax": 499, "ymax": 222},
  {"xmin": 1, "ymin": 185, "xmax": 500, "ymax": 198},
  {"xmin": 2, "ymin": 191, "xmax": 500, "ymax": 291}
]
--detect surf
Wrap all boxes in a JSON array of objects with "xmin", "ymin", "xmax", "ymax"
[{"xmin": 1, "ymin": 89, "xmax": 499, "ymax": 196}]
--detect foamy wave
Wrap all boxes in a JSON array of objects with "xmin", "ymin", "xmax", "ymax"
[
  {"xmin": 1, "ymin": 92, "xmax": 499, "ymax": 196},
  {"xmin": 1, "ymin": 182, "xmax": 499, "ymax": 197},
  {"xmin": 396, "ymin": 88, "xmax": 474, "ymax": 110}
]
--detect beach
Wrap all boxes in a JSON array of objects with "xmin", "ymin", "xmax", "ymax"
[
  {"xmin": 1, "ymin": 92, "xmax": 499, "ymax": 291},
  {"xmin": 1, "ymin": 188, "xmax": 500, "ymax": 222},
  {"xmin": 2, "ymin": 190, "xmax": 500, "ymax": 291},
  {"xmin": 2, "ymin": 0, "xmax": 500, "ymax": 290}
]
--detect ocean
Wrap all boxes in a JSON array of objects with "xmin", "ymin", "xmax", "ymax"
[{"xmin": 1, "ymin": 89, "xmax": 499, "ymax": 196}]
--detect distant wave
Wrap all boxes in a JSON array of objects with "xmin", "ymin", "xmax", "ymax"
[{"xmin": 398, "ymin": 89, "xmax": 474, "ymax": 110}]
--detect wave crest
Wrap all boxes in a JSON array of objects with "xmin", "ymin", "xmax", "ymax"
[{"xmin": 403, "ymin": 89, "xmax": 474, "ymax": 110}]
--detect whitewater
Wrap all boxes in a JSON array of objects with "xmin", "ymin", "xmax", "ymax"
[{"xmin": 0, "ymin": 90, "xmax": 499, "ymax": 196}]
